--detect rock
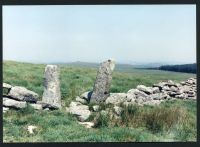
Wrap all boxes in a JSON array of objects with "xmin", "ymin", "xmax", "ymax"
[
  {"xmin": 78, "ymin": 122, "xmax": 94, "ymax": 129},
  {"xmin": 42, "ymin": 65, "xmax": 61, "ymax": 109},
  {"xmin": 113, "ymin": 106, "xmax": 122, "ymax": 116},
  {"xmin": 65, "ymin": 107, "xmax": 69, "ymax": 113},
  {"xmin": 143, "ymin": 100, "xmax": 162, "ymax": 106},
  {"xmin": 166, "ymin": 80, "xmax": 178, "ymax": 87},
  {"xmin": 3, "ymin": 83, "xmax": 12, "ymax": 95},
  {"xmin": 44, "ymin": 108, "xmax": 50, "ymax": 111},
  {"xmin": 30, "ymin": 104, "xmax": 43, "ymax": 110},
  {"xmin": 128, "ymin": 89, "xmax": 148, "ymax": 99},
  {"xmin": 92, "ymin": 105, "xmax": 100, "ymax": 112},
  {"xmin": 137, "ymin": 85, "xmax": 153, "ymax": 94},
  {"xmin": 75, "ymin": 96, "xmax": 88, "ymax": 104},
  {"xmin": 153, "ymin": 82, "xmax": 167, "ymax": 89},
  {"xmin": 126, "ymin": 89, "xmax": 137, "ymax": 102},
  {"xmin": 134, "ymin": 89, "xmax": 149, "ymax": 98},
  {"xmin": 105, "ymin": 93, "xmax": 127, "ymax": 105},
  {"xmin": 176, "ymin": 89, "xmax": 184, "ymax": 95},
  {"xmin": 151, "ymin": 93, "xmax": 168, "ymax": 100},
  {"xmin": 27, "ymin": 125, "xmax": 37, "ymax": 134},
  {"xmin": 135, "ymin": 97, "xmax": 144, "ymax": 104},
  {"xmin": 3, "ymin": 83, "xmax": 12, "ymax": 89},
  {"xmin": 180, "ymin": 86, "xmax": 191, "ymax": 93},
  {"xmin": 175, "ymin": 93, "xmax": 188, "ymax": 99},
  {"xmin": 186, "ymin": 78, "xmax": 195, "ymax": 85},
  {"xmin": 3, "ymin": 107, "xmax": 9, "ymax": 113},
  {"xmin": 168, "ymin": 91, "xmax": 179, "ymax": 97},
  {"xmin": 100, "ymin": 110, "xmax": 109, "ymax": 116},
  {"xmin": 8, "ymin": 86, "xmax": 38, "ymax": 103},
  {"xmin": 162, "ymin": 86, "xmax": 170, "ymax": 91},
  {"xmin": 90, "ymin": 59, "xmax": 115, "ymax": 103},
  {"xmin": 152, "ymin": 87, "xmax": 160, "ymax": 94},
  {"xmin": 188, "ymin": 91, "xmax": 196, "ymax": 97},
  {"xmin": 170, "ymin": 86, "xmax": 178, "ymax": 92},
  {"xmin": 3, "ymin": 97, "xmax": 27, "ymax": 109},
  {"xmin": 123, "ymin": 101, "xmax": 133, "ymax": 106},
  {"xmin": 37, "ymin": 100, "xmax": 59, "ymax": 109},
  {"xmin": 69, "ymin": 101, "xmax": 91, "ymax": 122},
  {"xmin": 180, "ymin": 81, "xmax": 186, "ymax": 85},
  {"xmin": 80, "ymin": 91, "xmax": 93, "ymax": 101}
]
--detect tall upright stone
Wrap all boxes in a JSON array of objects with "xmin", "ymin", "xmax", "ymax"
[
  {"xmin": 90, "ymin": 59, "xmax": 115, "ymax": 103},
  {"xmin": 42, "ymin": 65, "xmax": 61, "ymax": 109}
]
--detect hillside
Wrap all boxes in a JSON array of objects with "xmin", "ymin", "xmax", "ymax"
[{"xmin": 3, "ymin": 60, "xmax": 197, "ymax": 142}]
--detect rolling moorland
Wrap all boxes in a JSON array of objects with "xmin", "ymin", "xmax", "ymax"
[{"xmin": 3, "ymin": 60, "xmax": 197, "ymax": 142}]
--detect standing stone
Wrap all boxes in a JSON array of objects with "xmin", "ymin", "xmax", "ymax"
[
  {"xmin": 42, "ymin": 65, "xmax": 61, "ymax": 109},
  {"xmin": 90, "ymin": 59, "xmax": 115, "ymax": 103}
]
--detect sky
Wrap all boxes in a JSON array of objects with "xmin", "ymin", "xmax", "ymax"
[{"xmin": 3, "ymin": 5, "xmax": 196, "ymax": 64}]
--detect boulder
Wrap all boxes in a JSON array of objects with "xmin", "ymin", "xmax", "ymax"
[
  {"xmin": 126, "ymin": 89, "xmax": 137, "ymax": 102},
  {"xmin": 3, "ymin": 107, "xmax": 9, "ymax": 113},
  {"xmin": 80, "ymin": 91, "xmax": 93, "ymax": 101},
  {"xmin": 175, "ymin": 93, "xmax": 188, "ymax": 99},
  {"xmin": 75, "ymin": 96, "xmax": 88, "ymax": 104},
  {"xmin": 3, "ymin": 83, "xmax": 12, "ymax": 95},
  {"xmin": 3, "ymin": 83, "xmax": 12, "ymax": 89},
  {"xmin": 135, "ymin": 97, "xmax": 144, "ymax": 104},
  {"xmin": 143, "ymin": 100, "xmax": 162, "ymax": 106},
  {"xmin": 151, "ymin": 93, "xmax": 168, "ymax": 100},
  {"xmin": 162, "ymin": 86, "xmax": 170, "ymax": 91},
  {"xmin": 3, "ymin": 97, "xmax": 27, "ymax": 109},
  {"xmin": 105, "ymin": 93, "xmax": 127, "ymax": 105},
  {"xmin": 152, "ymin": 87, "xmax": 160, "ymax": 94},
  {"xmin": 8, "ymin": 86, "xmax": 38, "ymax": 103},
  {"xmin": 42, "ymin": 65, "xmax": 61, "ymax": 109},
  {"xmin": 113, "ymin": 106, "xmax": 122, "ymax": 116},
  {"xmin": 170, "ymin": 86, "xmax": 178, "ymax": 92},
  {"xmin": 92, "ymin": 105, "xmax": 100, "ymax": 112},
  {"xmin": 30, "ymin": 103, "xmax": 43, "ymax": 110},
  {"xmin": 180, "ymin": 85, "xmax": 191, "ymax": 93},
  {"xmin": 153, "ymin": 82, "xmax": 167, "ymax": 89},
  {"xmin": 90, "ymin": 59, "xmax": 115, "ymax": 103},
  {"xmin": 165, "ymin": 80, "xmax": 178, "ymax": 87},
  {"xmin": 136, "ymin": 85, "xmax": 153, "ymax": 94},
  {"xmin": 27, "ymin": 125, "xmax": 37, "ymax": 134},
  {"xmin": 69, "ymin": 101, "xmax": 91, "ymax": 122},
  {"xmin": 133, "ymin": 89, "xmax": 148, "ymax": 98},
  {"xmin": 78, "ymin": 122, "xmax": 94, "ymax": 129}
]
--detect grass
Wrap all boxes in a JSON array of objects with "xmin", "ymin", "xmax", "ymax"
[
  {"xmin": 3, "ymin": 60, "xmax": 197, "ymax": 142},
  {"xmin": 3, "ymin": 60, "xmax": 195, "ymax": 105}
]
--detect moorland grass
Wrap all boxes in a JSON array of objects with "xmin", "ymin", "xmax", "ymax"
[
  {"xmin": 3, "ymin": 60, "xmax": 195, "ymax": 105},
  {"xmin": 3, "ymin": 60, "xmax": 197, "ymax": 142}
]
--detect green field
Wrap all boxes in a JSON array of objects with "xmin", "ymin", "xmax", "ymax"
[{"xmin": 3, "ymin": 60, "xmax": 197, "ymax": 142}]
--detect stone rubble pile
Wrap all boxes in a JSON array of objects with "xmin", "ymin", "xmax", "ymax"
[
  {"xmin": 2, "ymin": 59, "xmax": 197, "ymax": 129},
  {"xmin": 3, "ymin": 84, "xmax": 39, "ymax": 111},
  {"xmin": 68, "ymin": 77, "xmax": 196, "ymax": 123},
  {"xmin": 3, "ymin": 65, "xmax": 61, "ymax": 112}
]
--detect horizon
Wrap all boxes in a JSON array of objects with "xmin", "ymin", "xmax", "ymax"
[
  {"xmin": 3, "ymin": 59, "xmax": 196, "ymax": 66},
  {"xmin": 3, "ymin": 5, "xmax": 196, "ymax": 64}
]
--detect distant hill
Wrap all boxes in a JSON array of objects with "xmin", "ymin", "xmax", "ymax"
[
  {"xmin": 58, "ymin": 61, "xmax": 175, "ymax": 71},
  {"xmin": 158, "ymin": 63, "xmax": 196, "ymax": 74}
]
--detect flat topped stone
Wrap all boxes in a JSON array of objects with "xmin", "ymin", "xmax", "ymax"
[
  {"xmin": 8, "ymin": 86, "xmax": 38, "ymax": 102},
  {"xmin": 3, "ymin": 83, "xmax": 12, "ymax": 89},
  {"xmin": 90, "ymin": 59, "xmax": 116, "ymax": 103},
  {"xmin": 3, "ymin": 97, "xmax": 27, "ymax": 109},
  {"xmin": 137, "ymin": 85, "xmax": 153, "ymax": 94},
  {"xmin": 42, "ymin": 65, "xmax": 61, "ymax": 109}
]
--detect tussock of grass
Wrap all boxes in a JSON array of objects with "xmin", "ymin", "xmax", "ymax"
[{"xmin": 91, "ymin": 100, "xmax": 196, "ymax": 141}]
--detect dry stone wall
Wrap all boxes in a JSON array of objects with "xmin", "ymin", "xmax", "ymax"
[{"xmin": 2, "ymin": 60, "xmax": 197, "ymax": 127}]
